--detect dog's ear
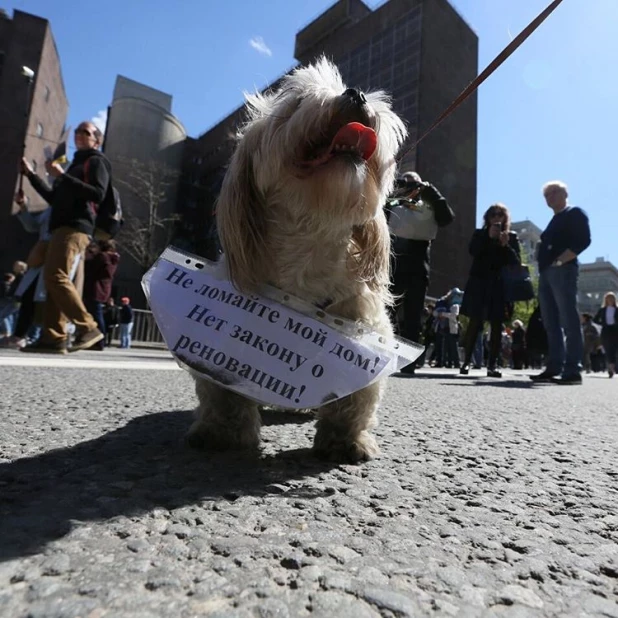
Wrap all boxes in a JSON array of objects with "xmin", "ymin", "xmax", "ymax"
[
  {"xmin": 216, "ymin": 132, "xmax": 268, "ymax": 292},
  {"xmin": 350, "ymin": 209, "xmax": 392, "ymax": 301}
]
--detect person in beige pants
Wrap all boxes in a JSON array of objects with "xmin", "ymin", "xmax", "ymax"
[{"xmin": 19, "ymin": 121, "xmax": 112, "ymax": 353}]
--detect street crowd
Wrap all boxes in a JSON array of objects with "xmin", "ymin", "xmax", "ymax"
[
  {"xmin": 1, "ymin": 120, "xmax": 616, "ymax": 382},
  {"xmin": 387, "ymin": 175, "xmax": 616, "ymax": 382}
]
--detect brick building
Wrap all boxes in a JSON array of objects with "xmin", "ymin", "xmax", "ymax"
[
  {"xmin": 180, "ymin": 0, "xmax": 478, "ymax": 297},
  {"xmin": 0, "ymin": 9, "xmax": 68, "ymax": 272}
]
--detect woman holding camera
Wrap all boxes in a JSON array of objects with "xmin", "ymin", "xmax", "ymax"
[{"xmin": 460, "ymin": 203, "xmax": 522, "ymax": 377}]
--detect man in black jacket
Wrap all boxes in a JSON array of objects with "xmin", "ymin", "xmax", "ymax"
[
  {"xmin": 387, "ymin": 171, "xmax": 455, "ymax": 374},
  {"xmin": 19, "ymin": 121, "xmax": 111, "ymax": 353}
]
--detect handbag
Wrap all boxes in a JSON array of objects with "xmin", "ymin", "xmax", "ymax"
[{"xmin": 502, "ymin": 263, "xmax": 535, "ymax": 302}]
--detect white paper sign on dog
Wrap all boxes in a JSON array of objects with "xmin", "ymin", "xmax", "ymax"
[{"xmin": 143, "ymin": 247, "xmax": 423, "ymax": 410}]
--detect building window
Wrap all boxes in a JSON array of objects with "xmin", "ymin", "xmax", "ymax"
[
  {"xmin": 36, "ymin": 123, "xmax": 44, "ymax": 137},
  {"xmin": 44, "ymin": 86, "xmax": 51, "ymax": 102}
]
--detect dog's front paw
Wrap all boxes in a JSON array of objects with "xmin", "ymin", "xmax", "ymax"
[
  {"xmin": 313, "ymin": 428, "xmax": 380, "ymax": 463},
  {"xmin": 186, "ymin": 419, "xmax": 260, "ymax": 452}
]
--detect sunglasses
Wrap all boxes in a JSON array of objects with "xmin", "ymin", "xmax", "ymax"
[{"xmin": 75, "ymin": 128, "xmax": 94, "ymax": 137}]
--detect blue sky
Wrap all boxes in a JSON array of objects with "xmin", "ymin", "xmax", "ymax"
[{"xmin": 12, "ymin": 0, "xmax": 616, "ymax": 264}]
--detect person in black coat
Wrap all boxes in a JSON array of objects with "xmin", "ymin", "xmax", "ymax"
[
  {"xmin": 103, "ymin": 298, "xmax": 119, "ymax": 346},
  {"xmin": 460, "ymin": 203, "xmax": 522, "ymax": 377},
  {"xmin": 511, "ymin": 319, "xmax": 527, "ymax": 369},
  {"xmin": 594, "ymin": 292, "xmax": 618, "ymax": 378}
]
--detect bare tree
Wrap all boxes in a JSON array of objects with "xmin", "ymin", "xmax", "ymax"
[{"xmin": 112, "ymin": 157, "xmax": 181, "ymax": 272}]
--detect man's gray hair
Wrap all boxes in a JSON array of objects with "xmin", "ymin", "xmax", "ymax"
[
  {"xmin": 401, "ymin": 171, "xmax": 422, "ymax": 183},
  {"xmin": 542, "ymin": 180, "xmax": 568, "ymax": 196}
]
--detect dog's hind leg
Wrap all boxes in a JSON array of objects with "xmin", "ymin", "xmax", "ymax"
[
  {"xmin": 187, "ymin": 379, "xmax": 261, "ymax": 451},
  {"xmin": 313, "ymin": 379, "xmax": 383, "ymax": 463}
]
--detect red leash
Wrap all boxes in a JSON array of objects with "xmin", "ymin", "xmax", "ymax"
[{"xmin": 396, "ymin": 0, "xmax": 565, "ymax": 161}]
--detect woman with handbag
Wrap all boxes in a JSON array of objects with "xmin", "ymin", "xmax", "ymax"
[
  {"xmin": 460, "ymin": 203, "xmax": 522, "ymax": 377},
  {"xmin": 594, "ymin": 292, "xmax": 618, "ymax": 378}
]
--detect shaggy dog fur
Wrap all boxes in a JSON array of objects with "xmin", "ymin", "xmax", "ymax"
[{"xmin": 187, "ymin": 57, "xmax": 407, "ymax": 462}]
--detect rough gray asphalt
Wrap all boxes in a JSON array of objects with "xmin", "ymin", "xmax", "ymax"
[{"xmin": 1, "ymin": 350, "xmax": 617, "ymax": 618}]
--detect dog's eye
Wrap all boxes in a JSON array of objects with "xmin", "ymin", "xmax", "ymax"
[
  {"xmin": 284, "ymin": 94, "xmax": 303, "ymax": 113},
  {"xmin": 271, "ymin": 94, "xmax": 303, "ymax": 122}
]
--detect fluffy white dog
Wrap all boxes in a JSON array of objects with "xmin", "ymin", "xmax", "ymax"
[{"xmin": 188, "ymin": 57, "xmax": 407, "ymax": 462}]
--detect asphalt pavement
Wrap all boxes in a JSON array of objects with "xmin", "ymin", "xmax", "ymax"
[{"xmin": 0, "ymin": 348, "xmax": 617, "ymax": 617}]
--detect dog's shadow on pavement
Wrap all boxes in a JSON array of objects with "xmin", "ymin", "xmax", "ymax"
[{"xmin": 0, "ymin": 409, "xmax": 337, "ymax": 562}]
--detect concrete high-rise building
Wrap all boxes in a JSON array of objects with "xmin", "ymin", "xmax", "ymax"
[
  {"xmin": 578, "ymin": 257, "xmax": 618, "ymax": 315},
  {"xmin": 182, "ymin": 0, "xmax": 478, "ymax": 297},
  {"xmin": 0, "ymin": 9, "xmax": 68, "ymax": 272},
  {"xmin": 511, "ymin": 219, "xmax": 543, "ymax": 278},
  {"xmin": 104, "ymin": 76, "xmax": 186, "ymax": 304}
]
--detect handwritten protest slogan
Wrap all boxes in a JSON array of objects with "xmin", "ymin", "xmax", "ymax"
[{"xmin": 144, "ymin": 249, "xmax": 422, "ymax": 409}]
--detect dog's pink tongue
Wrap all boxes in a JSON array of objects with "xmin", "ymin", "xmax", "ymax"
[{"xmin": 330, "ymin": 122, "xmax": 377, "ymax": 160}]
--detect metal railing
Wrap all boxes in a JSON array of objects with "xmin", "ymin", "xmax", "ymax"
[{"xmin": 108, "ymin": 308, "xmax": 165, "ymax": 347}]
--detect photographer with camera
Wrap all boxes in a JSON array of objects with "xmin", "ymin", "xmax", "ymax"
[
  {"xmin": 459, "ymin": 203, "xmax": 522, "ymax": 378},
  {"xmin": 386, "ymin": 171, "xmax": 454, "ymax": 375}
]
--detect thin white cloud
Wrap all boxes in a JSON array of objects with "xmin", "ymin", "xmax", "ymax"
[
  {"xmin": 249, "ymin": 36, "xmax": 272, "ymax": 57},
  {"xmin": 92, "ymin": 109, "xmax": 108, "ymax": 134}
]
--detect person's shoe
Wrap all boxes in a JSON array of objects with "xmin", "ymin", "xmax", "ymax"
[
  {"xmin": 551, "ymin": 373, "xmax": 583, "ymax": 385},
  {"xmin": 20, "ymin": 339, "xmax": 67, "ymax": 354},
  {"xmin": 0, "ymin": 336, "xmax": 27, "ymax": 349},
  {"xmin": 459, "ymin": 365, "xmax": 470, "ymax": 375},
  {"xmin": 70, "ymin": 328, "xmax": 104, "ymax": 352},
  {"xmin": 400, "ymin": 363, "xmax": 416, "ymax": 375},
  {"xmin": 487, "ymin": 368, "xmax": 502, "ymax": 378},
  {"xmin": 530, "ymin": 370, "xmax": 559, "ymax": 383}
]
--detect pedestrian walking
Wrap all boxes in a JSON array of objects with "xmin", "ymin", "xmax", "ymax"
[
  {"xmin": 511, "ymin": 320, "xmax": 527, "ymax": 369},
  {"xmin": 103, "ymin": 298, "xmax": 119, "ymax": 346},
  {"xmin": 594, "ymin": 292, "xmax": 618, "ymax": 378},
  {"xmin": 20, "ymin": 121, "xmax": 113, "ymax": 354},
  {"xmin": 83, "ymin": 240, "xmax": 120, "ymax": 350},
  {"xmin": 119, "ymin": 297, "xmax": 134, "ymax": 349},
  {"xmin": 581, "ymin": 313, "xmax": 601, "ymax": 374}
]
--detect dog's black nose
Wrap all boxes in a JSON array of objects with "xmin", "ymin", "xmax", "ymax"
[{"xmin": 342, "ymin": 87, "xmax": 367, "ymax": 106}]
